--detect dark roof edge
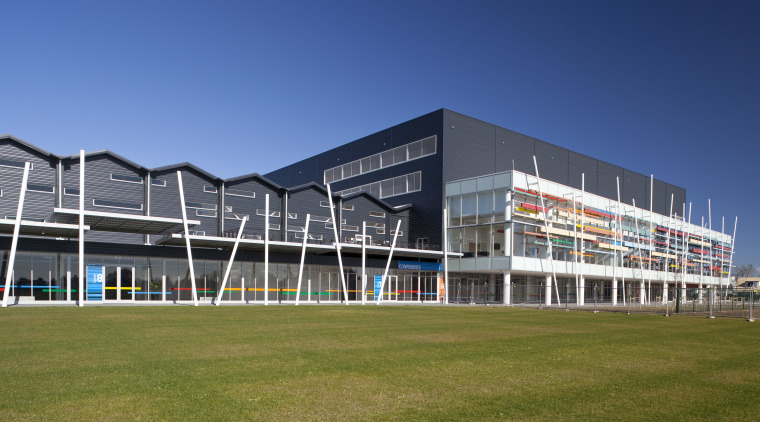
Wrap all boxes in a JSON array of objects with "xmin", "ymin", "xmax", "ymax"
[{"xmin": 0, "ymin": 134, "xmax": 61, "ymax": 159}]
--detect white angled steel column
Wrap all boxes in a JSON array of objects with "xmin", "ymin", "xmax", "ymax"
[
  {"xmin": 78, "ymin": 150, "xmax": 85, "ymax": 306},
  {"xmin": 378, "ymin": 220, "xmax": 402, "ymax": 304},
  {"xmin": 579, "ymin": 173, "xmax": 585, "ymax": 306},
  {"xmin": 443, "ymin": 208, "xmax": 449, "ymax": 304},
  {"xmin": 264, "ymin": 194, "xmax": 270, "ymax": 305},
  {"xmin": 503, "ymin": 271, "xmax": 511, "ymax": 305},
  {"xmin": 616, "ymin": 177, "xmax": 626, "ymax": 305},
  {"xmin": 326, "ymin": 185, "xmax": 349, "ymax": 305},
  {"xmin": 532, "ymin": 156, "xmax": 560, "ymax": 306},
  {"xmin": 176, "ymin": 171, "xmax": 198, "ymax": 306},
  {"xmin": 295, "ymin": 214, "xmax": 311, "ymax": 305},
  {"xmin": 632, "ymin": 198, "xmax": 645, "ymax": 306},
  {"xmin": 216, "ymin": 216, "xmax": 247, "ymax": 305},
  {"xmin": 1, "ymin": 162, "xmax": 30, "ymax": 308},
  {"xmin": 361, "ymin": 221, "xmax": 367, "ymax": 305}
]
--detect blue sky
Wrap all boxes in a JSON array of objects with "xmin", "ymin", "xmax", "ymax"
[{"xmin": 1, "ymin": 1, "xmax": 758, "ymax": 270}]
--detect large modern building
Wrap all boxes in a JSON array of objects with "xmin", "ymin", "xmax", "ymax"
[{"xmin": 0, "ymin": 109, "xmax": 735, "ymax": 306}]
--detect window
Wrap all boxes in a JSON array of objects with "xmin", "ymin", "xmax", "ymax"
[
  {"xmin": 224, "ymin": 213, "xmax": 248, "ymax": 220},
  {"xmin": 224, "ymin": 205, "xmax": 233, "ymax": 212},
  {"xmin": 288, "ymin": 225, "xmax": 305, "ymax": 232},
  {"xmin": 225, "ymin": 188, "xmax": 254, "ymax": 198},
  {"xmin": 342, "ymin": 224, "xmax": 359, "ymax": 232},
  {"xmin": 376, "ymin": 228, "xmax": 385, "ymax": 234},
  {"xmin": 196, "ymin": 209, "xmax": 217, "ymax": 218},
  {"xmin": 111, "ymin": 173, "xmax": 143, "ymax": 184},
  {"xmin": 370, "ymin": 211, "xmax": 385, "ymax": 218},
  {"xmin": 295, "ymin": 233, "xmax": 323, "ymax": 240},
  {"xmin": 310, "ymin": 215, "xmax": 331, "ymax": 223},
  {"xmin": 325, "ymin": 222, "xmax": 334, "ymax": 229},
  {"xmin": 336, "ymin": 171, "xmax": 422, "ymax": 199},
  {"xmin": 256, "ymin": 209, "xmax": 280, "ymax": 217},
  {"xmin": 391, "ymin": 230, "xmax": 403, "ymax": 236},
  {"xmin": 189, "ymin": 230, "xmax": 205, "ymax": 236},
  {"xmin": 268, "ymin": 223, "xmax": 280, "ymax": 230},
  {"xmin": 64, "ymin": 187, "xmax": 80, "ymax": 196},
  {"xmin": 342, "ymin": 204, "xmax": 354, "ymax": 211},
  {"xmin": 204, "ymin": 185, "xmax": 217, "ymax": 193},
  {"xmin": 93, "ymin": 199, "xmax": 143, "ymax": 210},
  {"xmin": 151, "ymin": 179, "xmax": 166, "ymax": 187},
  {"xmin": 366, "ymin": 222, "xmax": 385, "ymax": 229},
  {"xmin": 185, "ymin": 202, "xmax": 216, "ymax": 210},
  {"xmin": 27, "ymin": 184, "xmax": 54, "ymax": 193},
  {"xmin": 287, "ymin": 212, "xmax": 297, "ymax": 219},
  {"xmin": 319, "ymin": 201, "xmax": 334, "ymax": 208},
  {"xmin": 0, "ymin": 158, "xmax": 32, "ymax": 170},
  {"xmin": 324, "ymin": 135, "xmax": 436, "ymax": 184}
]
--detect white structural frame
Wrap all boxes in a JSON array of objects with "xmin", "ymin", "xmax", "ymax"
[
  {"xmin": 631, "ymin": 198, "xmax": 645, "ymax": 305},
  {"xmin": 325, "ymin": 184, "xmax": 349, "ymax": 304},
  {"xmin": 1, "ymin": 162, "xmax": 30, "ymax": 308},
  {"xmin": 616, "ymin": 177, "xmax": 626, "ymax": 305},
  {"xmin": 443, "ymin": 208, "xmax": 449, "ymax": 304},
  {"xmin": 377, "ymin": 219, "xmax": 402, "ymax": 304},
  {"xmin": 264, "ymin": 194, "xmax": 270, "ymax": 305},
  {"xmin": 295, "ymin": 214, "xmax": 311, "ymax": 305},
  {"xmin": 361, "ymin": 221, "xmax": 367, "ymax": 305},
  {"xmin": 216, "ymin": 215, "xmax": 248, "ymax": 305},
  {"xmin": 176, "ymin": 171, "xmax": 199, "ymax": 306},
  {"xmin": 79, "ymin": 150, "xmax": 85, "ymax": 306},
  {"xmin": 532, "ymin": 156, "xmax": 561, "ymax": 306}
]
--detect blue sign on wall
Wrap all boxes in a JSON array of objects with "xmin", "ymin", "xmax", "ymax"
[
  {"xmin": 397, "ymin": 261, "xmax": 442, "ymax": 271},
  {"xmin": 374, "ymin": 275, "xmax": 383, "ymax": 301},
  {"xmin": 86, "ymin": 265, "xmax": 104, "ymax": 301}
]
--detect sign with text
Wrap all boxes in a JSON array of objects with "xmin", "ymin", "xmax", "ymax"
[
  {"xmin": 374, "ymin": 275, "xmax": 383, "ymax": 301},
  {"xmin": 86, "ymin": 265, "xmax": 104, "ymax": 301},
  {"xmin": 397, "ymin": 261, "xmax": 442, "ymax": 271}
]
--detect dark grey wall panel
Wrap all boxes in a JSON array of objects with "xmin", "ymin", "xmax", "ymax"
[
  {"xmin": 494, "ymin": 127, "xmax": 535, "ymax": 175},
  {"xmin": 287, "ymin": 187, "xmax": 335, "ymax": 243},
  {"xmin": 666, "ymin": 184, "xmax": 687, "ymax": 217},
  {"xmin": 622, "ymin": 169, "xmax": 647, "ymax": 208},
  {"xmin": 224, "ymin": 177, "xmax": 282, "ymax": 240},
  {"xmin": 568, "ymin": 151, "xmax": 598, "ymax": 193},
  {"xmin": 0, "ymin": 141, "xmax": 57, "ymax": 221},
  {"xmin": 534, "ymin": 140, "xmax": 569, "ymax": 186},
  {"xmin": 150, "ymin": 167, "xmax": 219, "ymax": 241},
  {"xmin": 651, "ymin": 178, "xmax": 668, "ymax": 215},
  {"xmin": 63, "ymin": 154, "xmax": 146, "ymax": 244},
  {"xmin": 442, "ymin": 110, "xmax": 495, "ymax": 182},
  {"xmin": 596, "ymin": 161, "xmax": 625, "ymax": 202}
]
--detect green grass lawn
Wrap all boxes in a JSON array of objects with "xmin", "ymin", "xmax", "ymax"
[{"xmin": 1, "ymin": 305, "xmax": 758, "ymax": 421}]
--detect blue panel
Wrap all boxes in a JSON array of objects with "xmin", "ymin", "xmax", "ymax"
[
  {"xmin": 86, "ymin": 265, "xmax": 104, "ymax": 300},
  {"xmin": 398, "ymin": 261, "xmax": 442, "ymax": 271}
]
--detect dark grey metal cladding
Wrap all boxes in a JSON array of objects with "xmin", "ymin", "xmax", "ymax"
[
  {"xmin": 266, "ymin": 109, "xmax": 444, "ymax": 248},
  {"xmin": 596, "ymin": 161, "xmax": 625, "ymax": 202},
  {"xmin": 340, "ymin": 194, "xmax": 395, "ymax": 245},
  {"xmin": 223, "ymin": 176, "xmax": 283, "ymax": 240},
  {"xmin": 286, "ymin": 185, "xmax": 335, "ymax": 243},
  {"xmin": 622, "ymin": 169, "xmax": 647, "ymax": 210},
  {"xmin": 63, "ymin": 153, "xmax": 146, "ymax": 244},
  {"xmin": 649, "ymin": 178, "xmax": 669, "ymax": 216},
  {"xmin": 534, "ymin": 140, "xmax": 569, "ymax": 186},
  {"xmin": 0, "ymin": 139, "xmax": 57, "ymax": 221},
  {"xmin": 390, "ymin": 210, "xmax": 409, "ymax": 246},
  {"xmin": 568, "ymin": 151, "xmax": 598, "ymax": 193},
  {"xmin": 494, "ymin": 126, "xmax": 536, "ymax": 175},
  {"xmin": 666, "ymin": 184, "xmax": 687, "ymax": 217},
  {"xmin": 150, "ymin": 167, "xmax": 219, "ymax": 239},
  {"xmin": 442, "ymin": 110, "xmax": 496, "ymax": 182}
]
